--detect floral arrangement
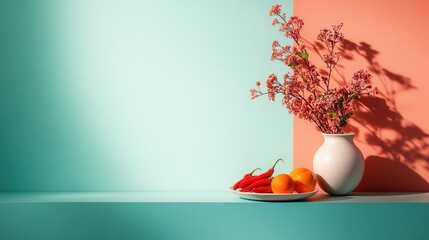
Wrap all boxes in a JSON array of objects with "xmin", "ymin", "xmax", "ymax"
[{"xmin": 250, "ymin": 5, "xmax": 377, "ymax": 134}]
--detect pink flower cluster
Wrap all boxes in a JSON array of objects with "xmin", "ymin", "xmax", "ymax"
[{"xmin": 250, "ymin": 5, "xmax": 377, "ymax": 134}]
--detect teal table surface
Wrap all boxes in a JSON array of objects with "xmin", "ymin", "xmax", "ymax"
[
  {"xmin": 0, "ymin": 191, "xmax": 428, "ymax": 202},
  {"xmin": 0, "ymin": 192, "xmax": 428, "ymax": 240}
]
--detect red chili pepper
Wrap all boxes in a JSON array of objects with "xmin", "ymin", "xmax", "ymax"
[
  {"xmin": 238, "ymin": 159, "xmax": 284, "ymax": 189},
  {"xmin": 253, "ymin": 185, "xmax": 272, "ymax": 193},
  {"xmin": 232, "ymin": 168, "xmax": 261, "ymax": 190},
  {"xmin": 240, "ymin": 178, "xmax": 271, "ymax": 192}
]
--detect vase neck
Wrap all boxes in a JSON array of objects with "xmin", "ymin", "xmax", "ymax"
[{"xmin": 322, "ymin": 133, "xmax": 355, "ymax": 142}]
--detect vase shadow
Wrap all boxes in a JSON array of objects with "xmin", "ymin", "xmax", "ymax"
[{"xmin": 355, "ymin": 156, "xmax": 429, "ymax": 192}]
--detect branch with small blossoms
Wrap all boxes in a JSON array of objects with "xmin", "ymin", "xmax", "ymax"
[
  {"xmin": 250, "ymin": 5, "xmax": 378, "ymax": 134},
  {"xmin": 251, "ymin": 74, "xmax": 329, "ymax": 132}
]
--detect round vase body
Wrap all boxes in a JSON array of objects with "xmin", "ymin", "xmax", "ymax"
[{"xmin": 313, "ymin": 133, "xmax": 364, "ymax": 195}]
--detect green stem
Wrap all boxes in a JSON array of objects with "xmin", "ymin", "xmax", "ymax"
[
  {"xmin": 271, "ymin": 158, "xmax": 284, "ymax": 169},
  {"xmin": 249, "ymin": 168, "xmax": 261, "ymax": 176}
]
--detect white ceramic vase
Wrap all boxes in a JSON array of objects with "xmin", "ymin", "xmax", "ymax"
[{"xmin": 313, "ymin": 133, "xmax": 364, "ymax": 195}]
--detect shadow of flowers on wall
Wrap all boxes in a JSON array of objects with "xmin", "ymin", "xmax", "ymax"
[{"xmin": 305, "ymin": 38, "xmax": 429, "ymax": 191}]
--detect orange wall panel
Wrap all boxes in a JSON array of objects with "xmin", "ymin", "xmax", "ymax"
[{"xmin": 294, "ymin": 0, "xmax": 429, "ymax": 191}]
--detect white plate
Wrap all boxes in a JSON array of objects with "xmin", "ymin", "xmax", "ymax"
[{"xmin": 229, "ymin": 187, "xmax": 318, "ymax": 202}]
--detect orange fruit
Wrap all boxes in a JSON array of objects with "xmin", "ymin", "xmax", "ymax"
[
  {"xmin": 271, "ymin": 174, "xmax": 295, "ymax": 194},
  {"xmin": 289, "ymin": 168, "xmax": 316, "ymax": 193}
]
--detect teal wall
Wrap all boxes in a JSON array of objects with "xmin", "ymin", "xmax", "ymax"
[{"xmin": 0, "ymin": 0, "xmax": 293, "ymax": 191}]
